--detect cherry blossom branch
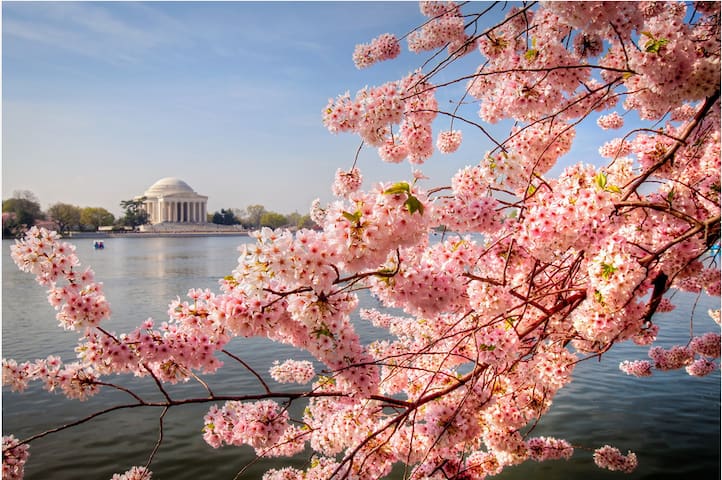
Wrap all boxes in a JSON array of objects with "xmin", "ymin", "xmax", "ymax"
[
  {"xmin": 639, "ymin": 214, "xmax": 721, "ymax": 266},
  {"xmin": 144, "ymin": 406, "xmax": 168, "ymax": 471},
  {"xmin": 614, "ymin": 201, "xmax": 705, "ymax": 227},
  {"xmin": 92, "ymin": 380, "xmax": 147, "ymax": 403},
  {"xmin": 7, "ymin": 402, "xmax": 150, "ymax": 449},
  {"xmin": 621, "ymin": 89, "xmax": 721, "ymax": 200}
]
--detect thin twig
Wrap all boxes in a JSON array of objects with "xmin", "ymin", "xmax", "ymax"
[
  {"xmin": 144, "ymin": 406, "xmax": 168, "ymax": 470},
  {"xmin": 222, "ymin": 349, "xmax": 272, "ymax": 394}
]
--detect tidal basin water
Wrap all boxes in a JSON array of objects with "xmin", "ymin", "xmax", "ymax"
[{"xmin": 2, "ymin": 236, "xmax": 720, "ymax": 479}]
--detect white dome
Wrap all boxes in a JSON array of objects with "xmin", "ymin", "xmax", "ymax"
[{"xmin": 143, "ymin": 177, "xmax": 196, "ymax": 197}]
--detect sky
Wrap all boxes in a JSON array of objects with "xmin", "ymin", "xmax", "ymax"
[
  {"xmin": 2, "ymin": 1, "xmax": 437, "ymax": 217},
  {"xmin": 2, "ymin": 1, "xmax": 614, "ymax": 218}
]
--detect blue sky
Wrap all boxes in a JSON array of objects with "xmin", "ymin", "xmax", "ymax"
[
  {"xmin": 2, "ymin": 2, "xmax": 439, "ymax": 217},
  {"xmin": 3, "ymin": 2, "xmax": 614, "ymax": 218}
]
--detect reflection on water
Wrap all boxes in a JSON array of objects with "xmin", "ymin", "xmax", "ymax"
[{"xmin": 2, "ymin": 237, "xmax": 720, "ymax": 479}]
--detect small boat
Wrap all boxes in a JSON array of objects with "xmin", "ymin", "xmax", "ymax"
[{"xmin": 93, "ymin": 241, "xmax": 105, "ymax": 250}]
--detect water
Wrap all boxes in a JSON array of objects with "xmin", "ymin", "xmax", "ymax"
[{"xmin": 2, "ymin": 236, "xmax": 720, "ymax": 479}]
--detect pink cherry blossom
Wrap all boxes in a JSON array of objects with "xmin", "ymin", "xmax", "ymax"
[
  {"xmin": 648, "ymin": 345, "xmax": 694, "ymax": 370},
  {"xmin": 3, "ymin": 2, "xmax": 721, "ymax": 479},
  {"xmin": 353, "ymin": 33, "xmax": 401, "ymax": 69},
  {"xmin": 110, "ymin": 466, "xmax": 152, "ymax": 480},
  {"xmin": 597, "ymin": 112, "xmax": 624, "ymax": 130},
  {"xmin": 436, "ymin": 130, "xmax": 462, "ymax": 153},
  {"xmin": 332, "ymin": 167, "xmax": 363, "ymax": 197},
  {"xmin": 269, "ymin": 359, "xmax": 316, "ymax": 384},
  {"xmin": 526, "ymin": 436, "xmax": 574, "ymax": 461},
  {"xmin": 689, "ymin": 332, "xmax": 721, "ymax": 358},
  {"xmin": 593, "ymin": 445, "xmax": 638, "ymax": 473},
  {"xmin": 685, "ymin": 358, "xmax": 718, "ymax": 377},
  {"xmin": 619, "ymin": 360, "xmax": 653, "ymax": 377},
  {"xmin": 2, "ymin": 436, "xmax": 29, "ymax": 480}
]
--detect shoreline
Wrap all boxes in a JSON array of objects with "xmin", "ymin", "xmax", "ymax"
[{"xmin": 66, "ymin": 230, "xmax": 250, "ymax": 239}]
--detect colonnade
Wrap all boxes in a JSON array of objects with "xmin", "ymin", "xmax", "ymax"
[{"xmin": 143, "ymin": 199, "xmax": 207, "ymax": 223}]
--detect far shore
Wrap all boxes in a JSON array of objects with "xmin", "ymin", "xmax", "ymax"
[{"xmin": 66, "ymin": 230, "xmax": 250, "ymax": 239}]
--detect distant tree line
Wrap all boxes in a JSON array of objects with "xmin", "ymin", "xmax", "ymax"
[
  {"xmin": 208, "ymin": 204, "xmax": 316, "ymax": 230},
  {"xmin": 1, "ymin": 191, "xmax": 153, "ymax": 238},
  {"xmin": 2, "ymin": 191, "xmax": 317, "ymax": 238}
]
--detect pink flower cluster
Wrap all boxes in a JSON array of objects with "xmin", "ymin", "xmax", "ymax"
[
  {"xmin": 648, "ymin": 345, "xmax": 694, "ymax": 371},
  {"xmin": 2, "ymin": 436, "xmax": 29, "ymax": 480},
  {"xmin": 461, "ymin": 450, "xmax": 503, "ymax": 478},
  {"xmin": 450, "ymin": 164, "xmax": 489, "ymax": 198},
  {"xmin": 262, "ymin": 456, "xmax": 345, "ymax": 480},
  {"xmin": 597, "ymin": 112, "xmax": 624, "ymax": 130},
  {"xmin": 369, "ymin": 238, "xmax": 476, "ymax": 317},
  {"xmin": 469, "ymin": 151, "xmax": 530, "ymax": 195},
  {"xmin": 437, "ymin": 196, "xmax": 503, "ymax": 234},
  {"xmin": 599, "ymin": 138, "xmax": 632, "ymax": 160},
  {"xmin": 436, "ymin": 130, "xmax": 462, "ymax": 153},
  {"xmin": 619, "ymin": 360, "xmax": 653, "ymax": 377},
  {"xmin": 323, "ymin": 81, "xmax": 404, "ymax": 145},
  {"xmin": 517, "ymin": 163, "xmax": 616, "ymax": 262},
  {"xmin": 593, "ymin": 445, "xmax": 638, "ymax": 473},
  {"xmin": 572, "ymin": 300, "xmax": 646, "ymax": 348},
  {"xmin": 269, "ymin": 359, "xmax": 316, "ymax": 384},
  {"xmin": 323, "ymin": 72, "xmax": 438, "ymax": 164},
  {"xmin": 469, "ymin": 8, "xmax": 590, "ymax": 123},
  {"xmin": 685, "ymin": 358, "xmax": 718, "ymax": 377},
  {"xmin": 331, "ymin": 167, "xmax": 362, "ymax": 197},
  {"xmin": 73, "ymin": 286, "xmax": 228, "ymax": 384},
  {"xmin": 10, "ymin": 227, "xmax": 110, "ymax": 330},
  {"xmin": 203, "ymin": 400, "xmax": 295, "ymax": 454},
  {"xmin": 220, "ymin": 221, "xmax": 400, "ymax": 394},
  {"xmin": 632, "ymin": 323, "xmax": 659, "ymax": 346},
  {"xmin": 622, "ymin": 332, "xmax": 720, "ymax": 377},
  {"xmin": 110, "ymin": 466, "xmax": 152, "ymax": 480},
  {"xmin": 622, "ymin": 4, "xmax": 719, "ymax": 119},
  {"xmin": 689, "ymin": 332, "xmax": 721, "ymax": 358},
  {"xmin": 4, "ymin": 2, "xmax": 722, "ymax": 479},
  {"xmin": 353, "ymin": 33, "xmax": 400, "ymax": 69},
  {"xmin": 2, "ymin": 355, "xmax": 99, "ymax": 400},
  {"xmin": 587, "ymin": 237, "xmax": 646, "ymax": 312},
  {"xmin": 408, "ymin": 2, "xmax": 467, "ymax": 54},
  {"xmin": 505, "ymin": 121, "xmax": 576, "ymax": 176},
  {"xmin": 326, "ymin": 182, "xmax": 431, "ymax": 273},
  {"xmin": 526, "ymin": 436, "xmax": 574, "ymax": 461}
]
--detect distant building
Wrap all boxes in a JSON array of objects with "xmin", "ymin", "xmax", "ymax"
[{"xmin": 138, "ymin": 177, "xmax": 208, "ymax": 224}]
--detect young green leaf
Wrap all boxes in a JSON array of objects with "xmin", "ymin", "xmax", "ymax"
[
  {"xmin": 404, "ymin": 195, "xmax": 424, "ymax": 215},
  {"xmin": 600, "ymin": 262, "xmax": 617, "ymax": 280},
  {"xmin": 594, "ymin": 171, "xmax": 608, "ymax": 190},
  {"xmin": 342, "ymin": 210, "xmax": 362, "ymax": 224},
  {"xmin": 384, "ymin": 182, "xmax": 411, "ymax": 195}
]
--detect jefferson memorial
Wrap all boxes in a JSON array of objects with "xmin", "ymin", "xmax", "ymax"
[{"xmin": 138, "ymin": 177, "xmax": 208, "ymax": 225}]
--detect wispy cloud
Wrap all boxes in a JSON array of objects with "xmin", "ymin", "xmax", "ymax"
[{"xmin": 3, "ymin": 2, "xmax": 191, "ymax": 65}]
